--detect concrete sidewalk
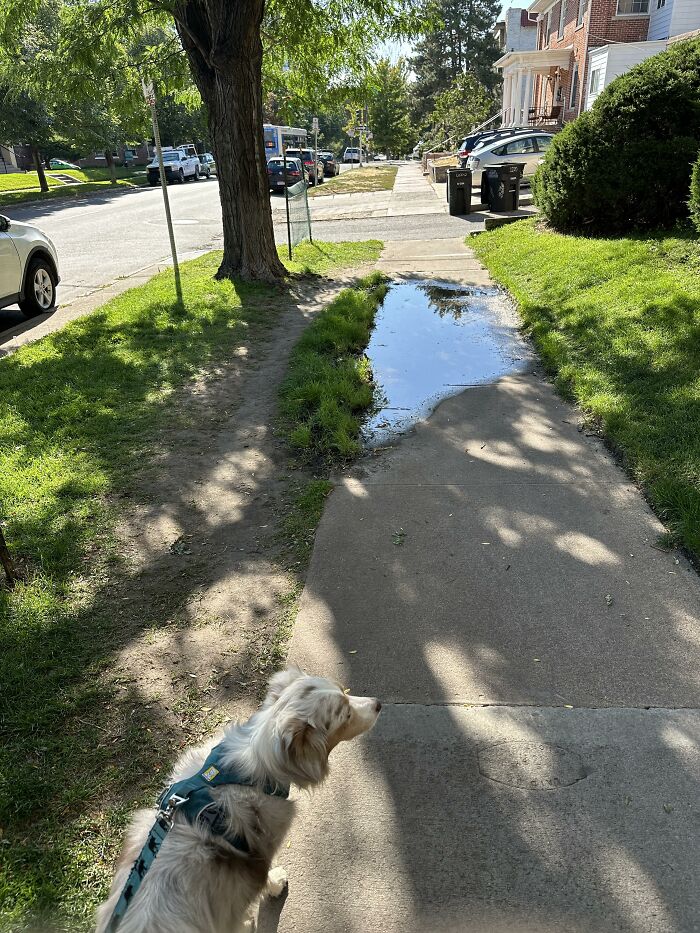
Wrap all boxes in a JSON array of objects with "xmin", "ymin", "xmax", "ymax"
[{"xmin": 268, "ymin": 238, "xmax": 700, "ymax": 933}]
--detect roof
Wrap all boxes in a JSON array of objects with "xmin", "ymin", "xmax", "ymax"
[
  {"xmin": 528, "ymin": 0, "xmax": 556, "ymax": 13},
  {"xmin": 494, "ymin": 46, "xmax": 574, "ymax": 70}
]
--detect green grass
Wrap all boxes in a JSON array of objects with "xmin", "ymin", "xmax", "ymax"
[
  {"xmin": 471, "ymin": 219, "xmax": 700, "ymax": 558},
  {"xmin": 310, "ymin": 164, "xmax": 397, "ymax": 197},
  {"xmin": 0, "ymin": 168, "xmax": 146, "ymax": 207},
  {"xmin": 0, "ymin": 240, "xmax": 382, "ymax": 931},
  {"xmin": 279, "ymin": 271, "xmax": 389, "ymax": 465}
]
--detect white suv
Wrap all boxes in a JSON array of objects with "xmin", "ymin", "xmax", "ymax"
[{"xmin": 0, "ymin": 214, "xmax": 60, "ymax": 318}]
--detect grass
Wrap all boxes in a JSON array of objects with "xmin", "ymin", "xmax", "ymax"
[
  {"xmin": 309, "ymin": 164, "xmax": 397, "ymax": 197},
  {"xmin": 279, "ymin": 270, "xmax": 389, "ymax": 465},
  {"xmin": 0, "ymin": 168, "xmax": 146, "ymax": 208},
  {"xmin": 471, "ymin": 218, "xmax": 700, "ymax": 558},
  {"xmin": 0, "ymin": 239, "xmax": 382, "ymax": 931}
]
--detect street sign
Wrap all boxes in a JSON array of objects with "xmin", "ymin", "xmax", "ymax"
[
  {"xmin": 141, "ymin": 78, "xmax": 155, "ymax": 106},
  {"xmin": 312, "ymin": 116, "xmax": 319, "ymax": 132}
]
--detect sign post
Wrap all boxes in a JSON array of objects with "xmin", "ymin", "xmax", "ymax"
[
  {"xmin": 141, "ymin": 79, "xmax": 182, "ymax": 306},
  {"xmin": 283, "ymin": 145, "xmax": 293, "ymax": 260},
  {"xmin": 312, "ymin": 116, "xmax": 319, "ymax": 185}
]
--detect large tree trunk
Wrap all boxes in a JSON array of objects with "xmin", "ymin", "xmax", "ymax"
[
  {"xmin": 32, "ymin": 146, "xmax": 49, "ymax": 192},
  {"xmin": 174, "ymin": 0, "xmax": 286, "ymax": 283}
]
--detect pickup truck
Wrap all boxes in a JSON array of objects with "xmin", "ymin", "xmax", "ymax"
[{"xmin": 147, "ymin": 147, "xmax": 201, "ymax": 185}]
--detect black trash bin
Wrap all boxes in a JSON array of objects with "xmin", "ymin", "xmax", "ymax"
[
  {"xmin": 484, "ymin": 163, "xmax": 522, "ymax": 212},
  {"xmin": 447, "ymin": 167, "xmax": 472, "ymax": 216}
]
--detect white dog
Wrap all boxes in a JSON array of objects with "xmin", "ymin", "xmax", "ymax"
[{"xmin": 95, "ymin": 668, "xmax": 381, "ymax": 933}]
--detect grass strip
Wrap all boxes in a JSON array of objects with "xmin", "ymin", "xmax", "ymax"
[
  {"xmin": 0, "ymin": 179, "xmax": 139, "ymax": 208},
  {"xmin": 310, "ymin": 164, "xmax": 397, "ymax": 197},
  {"xmin": 0, "ymin": 240, "xmax": 382, "ymax": 930},
  {"xmin": 471, "ymin": 218, "xmax": 700, "ymax": 558},
  {"xmin": 279, "ymin": 270, "xmax": 388, "ymax": 465}
]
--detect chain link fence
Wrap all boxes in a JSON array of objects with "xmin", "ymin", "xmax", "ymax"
[{"xmin": 284, "ymin": 178, "xmax": 312, "ymax": 258}]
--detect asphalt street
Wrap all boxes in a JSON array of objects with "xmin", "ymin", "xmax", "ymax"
[{"xmin": 0, "ymin": 166, "xmax": 479, "ymax": 344}]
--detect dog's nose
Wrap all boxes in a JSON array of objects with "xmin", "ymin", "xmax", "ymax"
[{"xmin": 374, "ymin": 700, "xmax": 382, "ymax": 713}]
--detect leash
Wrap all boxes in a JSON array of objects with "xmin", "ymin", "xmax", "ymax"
[{"xmin": 106, "ymin": 742, "xmax": 289, "ymax": 932}]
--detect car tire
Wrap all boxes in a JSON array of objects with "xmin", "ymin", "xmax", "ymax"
[
  {"xmin": 19, "ymin": 257, "xmax": 57, "ymax": 318},
  {"xmin": 178, "ymin": 169, "xmax": 185, "ymax": 184}
]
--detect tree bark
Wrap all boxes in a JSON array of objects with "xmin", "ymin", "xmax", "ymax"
[
  {"xmin": 105, "ymin": 148, "xmax": 117, "ymax": 185},
  {"xmin": 174, "ymin": 0, "xmax": 286, "ymax": 283},
  {"xmin": 32, "ymin": 146, "xmax": 49, "ymax": 192},
  {"xmin": 0, "ymin": 525, "xmax": 18, "ymax": 589}
]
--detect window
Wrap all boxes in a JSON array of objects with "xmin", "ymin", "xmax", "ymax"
[
  {"xmin": 589, "ymin": 67, "xmax": 603, "ymax": 96},
  {"xmin": 536, "ymin": 136, "xmax": 554, "ymax": 151},
  {"xmin": 569, "ymin": 62, "xmax": 579, "ymax": 108},
  {"xmin": 577, "ymin": 0, "xmax": 588, "ymax": 25},
  {"xmin": 616, "ymin": 0, "xmax": 649, "ymax": 13},
  {"xmin": 545, "ymin": 10, "xmax": 552, "ymax": 43},
  {"xmin": 657, "ymin": 0, "xmax": 665, "ymax": 6},
  {"xmin": 503, "ymin": 137, "xmax": 536, "ymax": 154},
  {"xmin": 558, "ymin": 0, "xmax": 567, "ymax": 38}
]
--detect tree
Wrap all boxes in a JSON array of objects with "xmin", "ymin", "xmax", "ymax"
[
  {"xmin": 411, "ymin": 0, "xmax": 501, "ymax": 124},
  {"xmin": 0, "ymin": 85, "xmax": 53, "ymax": 190},
  {"xmin": 424, "ymin": 71, "xmax": 491, "ymax": 146},
  {"xmin": 368, "ymin": 59, "xmax": 412, "ymax": 157}
]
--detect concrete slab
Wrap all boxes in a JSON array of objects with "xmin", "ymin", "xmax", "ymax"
[{"xmin": 269, "ymin": 705, "xmax": 700, "ymax": 933}]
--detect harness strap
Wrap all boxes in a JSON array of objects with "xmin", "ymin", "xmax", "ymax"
[{"xmin": 105, "ymin": 742, "xmax": 289, "ymax": 932}]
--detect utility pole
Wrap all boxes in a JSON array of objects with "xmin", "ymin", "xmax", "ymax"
[
  {"xmin": 312, "ymin": 116, "xmax": 319, "ymax": 185},
  {"xmin": 141, "ymin": 79, "xmax": 182, "ymax": 306}
]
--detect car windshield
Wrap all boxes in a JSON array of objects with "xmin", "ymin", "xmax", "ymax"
[{"xmin": 162, "ymin": 152, "xmax": 179, "ymax": 162}]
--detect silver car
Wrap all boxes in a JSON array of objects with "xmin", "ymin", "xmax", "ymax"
[
  {"xmin": 466, "ymin": 133, "xmax": 554, "ymax": 187},
  {"xmin": 0, "ymin": 214, "xmax": 60, "ymax": 318}
]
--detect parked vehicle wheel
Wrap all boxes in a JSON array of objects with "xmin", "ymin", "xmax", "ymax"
[
  {"xmin": 19, "ymin": 258, "xmax": 56, "ymax": 318},
  {"xmin": 178, "ymin": 169, "xmax": 185, "ymax": 183}
]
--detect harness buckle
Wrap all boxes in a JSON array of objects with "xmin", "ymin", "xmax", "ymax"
[{"xmin": 159, "ymin": 792, "xmax": 188, "ymax": 824}]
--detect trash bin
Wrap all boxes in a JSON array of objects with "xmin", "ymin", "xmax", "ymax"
[
  {"xmin": 447, "ymin": 167, "xmax": 472, "ymax": 216},
  {"xmin": 484, "ymin": 163, "xmax": 522, "ymax": 212}
]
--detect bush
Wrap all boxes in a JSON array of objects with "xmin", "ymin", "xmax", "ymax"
[
  {"xmin": 533, "ymin": 38, "xmax": 700, "ymax": 233},
  {"xmin": 690, "ymin": 152, "xmax": 700, "ymax": 233}
]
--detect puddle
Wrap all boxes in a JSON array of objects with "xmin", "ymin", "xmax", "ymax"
[{"xmin": 363, "ymin": 280, "xmax": 527, "ymax": 445}]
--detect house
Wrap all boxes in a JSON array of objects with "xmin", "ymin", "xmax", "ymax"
[
  {"xmin": 495, "ymin": 0, "xmax": 700, "ymax": 128},
  {"xmin": 0, "ymin": 144, "xmax": 19, "ymax": 173},
  {"xmin": 494, "ymin": 7, "xmax": 538, "ymax": 53}
]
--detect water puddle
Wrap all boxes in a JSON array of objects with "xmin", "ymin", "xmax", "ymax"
[{"xmin": 363, "ymin": 280, "xmax": 527, "ymax": 445}]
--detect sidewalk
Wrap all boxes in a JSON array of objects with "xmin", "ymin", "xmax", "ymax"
[{"xmin": 267, "ymin": 240, "xmax": 700, "ymax": 932}]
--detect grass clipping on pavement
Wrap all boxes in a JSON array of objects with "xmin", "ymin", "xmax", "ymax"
[
  {"xmin": 0, "ymin": 240, "xmax": 382, "ymax": 929},
  {"xmin": 279, "ymin": 270, "xmax": 389, "ymax": 466},
  {"xmin": 472, "ymin": 218, "xmax": 700, "ymax": 558}
]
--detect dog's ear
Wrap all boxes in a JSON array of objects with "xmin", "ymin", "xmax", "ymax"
[
  {"xmin": 262, "ymin": 667, "xmax": 306, "ymax": 708},
  {"xmin": 282, "ymin": 717, "xmax": 329, "ymax": 785}
]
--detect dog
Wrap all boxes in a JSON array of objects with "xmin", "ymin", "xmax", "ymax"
[{"xmin": 95, "ymin": 668, "xmax": 381, "ymax": 933}]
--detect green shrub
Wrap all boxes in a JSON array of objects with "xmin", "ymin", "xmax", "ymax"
[
  {"xmin": 690, "ymin": 152, "xmax": 700, "ymax": 232},
  {"xmin": 534, "ymin": 38, "xmax": 700, "ymax": 233}
]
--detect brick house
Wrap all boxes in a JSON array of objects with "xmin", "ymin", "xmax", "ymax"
[{"xmin": 495, "ymin": 0, "xmax": 700, "ymax": 128}]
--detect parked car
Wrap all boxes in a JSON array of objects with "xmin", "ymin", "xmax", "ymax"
[
  {"xmin": 267, "ymin": 156, "xmax": 304, "ymax": 192},
  {"xmin": 0, "ymin": 214, "xmax": 60, "ymax": 318},
  {"xmin": 466, "ymin": 133, "xmax": 554, "ymax": 187},
  {"xmin": 373, "ymin": 153, "xmax": 388, "ymax": 161},
  {"xmin": 343, "ymin": 147, "xmax": 364, "ymax": 163},
  {"xmin": 284, "ymin": 148, "xmax": 324, "ymax": 185},
  {"xmin": 147, "ymin": 147, "xmax": 201, "ymax": 185},
  {"xmin": 318, "ymin": 151, "xmax": 338, "ymax": 177},
  {"xmin": 198, "ymin": 153, "xmax": 217, "ymax": 178},
  {"xmin": 457, "ymin": 127, "xmax": 531, "ymax": 168},
  {"xmin": 48, "ymin": 158, "xmax": 79, "ymax": 170}
]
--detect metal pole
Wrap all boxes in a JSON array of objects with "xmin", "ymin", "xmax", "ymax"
[
  {"xmin": 314, "ymin": 126, "xmax": 318, "ymax": 186},
  {"xmin": 148, "ymin": 97, "xmax": 182, "ymax": 306},
  {"xmin": 283, "ymin": 146, "xmax": 292, "ymax": 260}
]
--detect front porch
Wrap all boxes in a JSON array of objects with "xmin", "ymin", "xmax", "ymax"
[{"xmin": 495, "ymin": 47, "xmax": 573, "ymax": 128}]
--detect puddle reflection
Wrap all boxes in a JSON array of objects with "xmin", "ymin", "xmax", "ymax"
[{"xmin": 363, "ymin": 280, "xmax": 527, "ymax": 445}]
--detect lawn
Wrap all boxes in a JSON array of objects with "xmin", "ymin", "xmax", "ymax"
[
  {"xmin": 309, "ymin": 163, "xmax": 397, "ymax": 197},
  {"xmin": 0, "ymin": 239, "xmax": 382, "ymax": 930},
  {"xmin": 471, "ymin": 219, "xmax": 700, "ymax": 559},
  {"xmin": 0, "ymin": 167, "xmax": 146, "ymax": 207}
]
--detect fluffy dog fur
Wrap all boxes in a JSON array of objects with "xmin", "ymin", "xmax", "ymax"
[{"xmin": 95, "ymin": 668, "xmax": 381, "ymax": 933}]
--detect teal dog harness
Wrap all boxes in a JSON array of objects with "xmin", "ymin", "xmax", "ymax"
[{"xmin": 106, "ymin": 742, "xmax": 289, "ymax": 932}]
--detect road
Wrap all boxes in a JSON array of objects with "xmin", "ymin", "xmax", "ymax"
[{"xmin": 0, "ymin": 162, "xmax": 478, "ymax": 346}]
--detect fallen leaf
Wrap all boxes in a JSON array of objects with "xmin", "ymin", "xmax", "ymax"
[{"xmin": 348, "ymin": 650, "xmax": 357, "ymax": 655}]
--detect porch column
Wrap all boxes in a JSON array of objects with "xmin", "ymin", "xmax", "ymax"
[
  {"xmin": 503, "ymin": 73, "xmax": 514, "ymax": 124},
  {"xmin": 515, "ymin": 70, "xmax": 525, "ymax": 124},
  {"xmin": 523, "ymin": 70, "xmax": 534, "ymax": 123}
]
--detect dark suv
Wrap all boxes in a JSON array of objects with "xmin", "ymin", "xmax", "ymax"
[
  {"xmin": 284, "ymin": 148, "xmax": 324, "ymax": 185},
  {"xmin": 457, "ymin": 127, "xmax": 531, "ymax": 167}
]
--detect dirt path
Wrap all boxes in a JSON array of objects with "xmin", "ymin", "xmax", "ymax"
[{"xmin": 97, "ymin": 270, "xmax": 371, "ymax": 762}]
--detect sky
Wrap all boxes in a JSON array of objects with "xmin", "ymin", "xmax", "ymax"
[{"xmin": 379, "ymin": 1, "xmax": 530, "ymax": 63}]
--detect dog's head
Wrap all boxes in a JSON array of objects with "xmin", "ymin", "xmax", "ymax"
[{"xmin": 260, "ymin": 668, "xmax": 381, "ymax": 787}]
